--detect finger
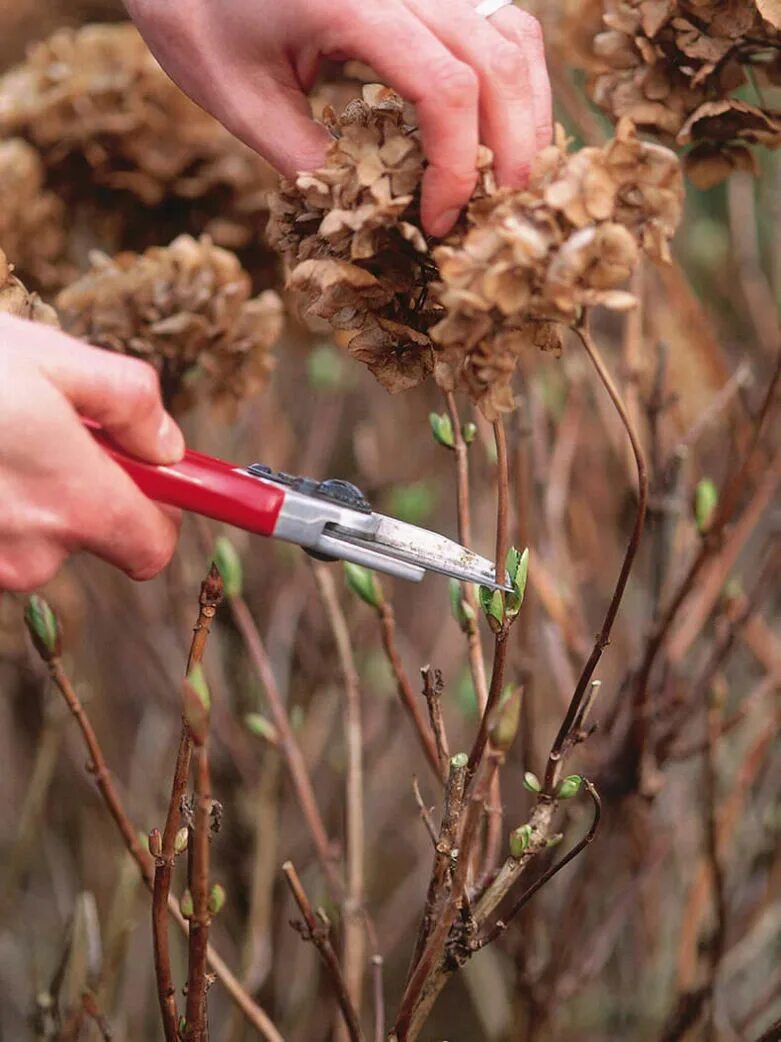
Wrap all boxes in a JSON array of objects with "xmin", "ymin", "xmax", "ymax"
[
  {"xmin": 318, "ymin": 0, "xmax": 480, "ymax": 236},
  {"xmin": 488, "ymin": 5, "xmax": 552, "ymax": 151},
  {"xmin": 406, "ymin": 0, "xmax": 538, "ymax": 187},
  {"xmin": 0, "ymin": 315, "xmax": 184, "ymax": 464},
  {"xmin": 62, "ymin": 420, "xmax": 181, "ymax": 580},
  {"xmin": 0, "ymin": 540, "xmax": 66, "ymax": 593}
]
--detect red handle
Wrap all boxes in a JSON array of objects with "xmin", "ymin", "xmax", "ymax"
[{"xmin": 88, "ymin": 424, "xmax": 285, "ymax": 537}]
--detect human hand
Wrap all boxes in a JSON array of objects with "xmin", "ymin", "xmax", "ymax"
[
  {"xmin": 125, "ymin": 0, "xmax": 551, "ymax": 236},
  {"xmin": 0, "ymin": 314, "xmax": 184, "ymax": 592}
]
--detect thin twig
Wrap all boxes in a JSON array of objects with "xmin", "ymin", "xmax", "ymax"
[
  {"xmin": 184, "ymin": 696, "xmax": 213, "ymax": 1041},
  {"xmin": 282, "ymin": 861, "xmax": 364, "ymax": 1042},
  {"xmin": 377, "ymin": 602, "xmax": 443, "ymax": 781},
  {"xmin": 545, "ymin": 317, "xmax": 649, "ymax": 792},
  {"xmin": 445, "ymin": 392, "xmax": 490, "ymax": 714},
  {"xmin": 229, "ymin": 593, "xmax": 343, "ymax": 896},
  {"xmin": 420, "ymin": 666, "xmax": 449, "ymax": 776},
  {"xmin": 701, "ymin": 702, "xmax": 726, "ymax": 1042},
  {"xmin": 312, "ymin": 564, "xmax": 366, "ymax": 1038},
  {"xmin": 412, "ymin": 777, "xmax": 438, "ymax": 846},
  {"xmin": 477, "ymin": 780, "xmax": 602, "ymax": 948},
  {"xmin": 155, "ymin": 564, "xmax": 223, "ymax": 1042},
  {"xmin": 39, "ymin": 650, "xmax": 281, "ymax": 1042},
  {"xmin": 372, "ymin": 955, "xmax": 385, "ymax": 1042}
]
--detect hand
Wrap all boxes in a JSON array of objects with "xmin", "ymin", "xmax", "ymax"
[
  {"xmin": 0, "ymin": 314, "xmax": 184, "ymax": 592},
  {"xmin": 125, "ymin": 0, "xmax": 552, "ymax": 236}
]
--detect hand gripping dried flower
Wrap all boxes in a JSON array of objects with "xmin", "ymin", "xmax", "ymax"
[
  {"xmin": 0, "ymin": 139, "xmax": 66, "ymax": 287},
  {"xmin": 271, "ymin": 90, "xmax": 681, "ymax": 420},
  {"xmin": 56, "ymin": 235, "xmax": 283, "ymax": 412},
  {"xmin": 0, "ymin": 247, "xmax": 59, "ymax": 326},
  {"xmin": 588, "ymin": 0, "xmax": 781, "ymax": 187},
  {"xmin": 0, "ymin": 24, "xmax": 276, "ymax": 248}
]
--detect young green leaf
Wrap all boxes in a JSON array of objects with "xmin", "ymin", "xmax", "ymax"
[
  {"xmin": 24, "ymin": 595, "xmax": 62, "ymax": 661},
  {"xmin": 429, "ymin": 412, "xmax": 455, "ymax": 449},
  {"xmin": 208, "ymin": 883, "xmax": 226, "ymax": 915},
  {"xmin": 489, "ymin": 684, "xmax": 522, "ymax": 753},
  {"xmin": 180, "ymin": 889, "xmax": 194, "ymax": 919},
  {"xmin": 694, "ymin": 477, "xmax": 718, "ymax": 533},
  {"xmin": 344, "ymin": 562, "xmax": 383, "ymax": 609},
  {"xmin": 523, "ymin": 771, "xmax": 541, "ymax": 793},
  {"xmin": 504, "ymin": 547, "xmax": 529, "ymax": 621},
  {"xmin": 244, "ymin": 712, "xmax": 280, "ymax": 744},
  {"xmin": 557, "ymin": 774, "xmax": 583, "ymax": 799},
  {"xmin": 214, "ymin": 536, "xmax": 242, "ymax": 598},
  {"xmin": 479, "ymin": 585, "xmax": 504, "ymax": 633},
  {"xmin": 509, "ymin": 823, "xmax": 533, "ymax": 858},
  {"xmin": 462, "ymin": 422, "xmax": 477, "ymax": 445}
]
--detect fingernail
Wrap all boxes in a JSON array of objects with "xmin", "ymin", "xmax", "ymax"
[
  {"xmin": 430, "ymin": 207, "xmax": 462, "ymax": 238},
  {"xmin": 157, "ymin": 413, "xmax": 185, "ymax": 462}
]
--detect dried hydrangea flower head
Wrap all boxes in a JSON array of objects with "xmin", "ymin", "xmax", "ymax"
[
  {"xmin": 272, "ymin": 87, "xmax": 682, "ymax": 420},
  {"xmin": 0, "ymin": 139, "xmax": 66, "ymax": 287},
  {"xmin": 268, "ymin": 84, "xmax": 495, "ymax": 394},
  {"xmin": 56, "ymin": 235, "xmax": 283, "ymax": 412},
  {"xmin": 0, "ymin": 23, "xmax": 276, "ymax": 248},
  {"xmin": 431, "ymin": 120, "xmax": 683, "ymax": 418},
  {"xmin": 589, "ymin": 0, "xmax": 781, "ymax": 187},
  {"xmin": 0, "ymin": 247, "xmax": 59, "ymax": 325}
]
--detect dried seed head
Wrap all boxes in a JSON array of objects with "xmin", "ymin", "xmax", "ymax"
[
  {"xmin": 56, "ymin": 235, "xmax": 282, "ymax": 413},
  {"xmin": 0, "ymin": 140, "xmax": 66, "ymax": 288},
  {"xmin": 0, "ymin": 248, "xmax": 60, "ymax": 326}
]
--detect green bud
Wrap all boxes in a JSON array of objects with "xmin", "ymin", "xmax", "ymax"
[
  {"xmin": 178, "ymin": 1018, "xmax": 187, "ymax": 1037},
  {"xmin": 344, "ymin": 562, "xmax": 383, "ymax": 609},
  {"xmin": 208, "ymin": 883, "xmax": 226, "ymax": 915},
  {"xmin": 694, "ymin": 477, "xmax": 718, "ymax": 533},
  {"xmin": 148, "ymin": 828, "xmax": 162, "ymax": 858},
  {"xmin": 244, "ymin": 712, "xmax": 280, "ymax": 744},
  {"xmin": 489, "ymin": 685, "xmax": 522, "ymax": 753},
  {"xmin": 557, "ymin": 774, "xmax": 583, "ymax": 799},
  {"xmin": 187, "ymin": 664, "xmax": 211, "ymax": 712},
  {"xmin": 24, "ymin": 595, "xmax": 61, "ymax": 662},
  {"xmin": 214, "ymin": 536, "xmax": 243, "ymax": 599},
  {"xmin": 509, "ymin": 823, "xmax": 532, "ymax": 858},
  {"xmin": 180, "ymin": 889, "xmax": 194, "ymax": 919},
  {"xmin": 307, "ymin": 344, "xmax": 345, "ymax": 391},
  {"xmin": 546, "ymin": 833, "xmax": 564, "ymax": 848},
  {"xmin": 449, "ymin": 578, "xmax": 475, "ymax": 633},
  {"xmin": 479, "ymin": 585, "xmax": 504, "ymax": 633},
  {"xmin": 429, "ymin": 412, "xmax": 455, "ymax": 449},
  {"xmin": 183, "ymin": 667, "xmax": 211, "ymax": 743},
  {"xmin": 174, "ymin": 827, "xmax": 189, "ymax": 855},
  {"xmin": 450, "ymin": 752, "xmax": 469, "ymax": 770},
  {"xmin": 504, "ymin": 547, "xmax": 529, "ymax": 621},
  {"xmin": 462, "ymin": 422, "xmax": 477, "ymax": 445},
  {"xmin": 523, "ymin": 771, "xmax": 541, "ymax": 793}
]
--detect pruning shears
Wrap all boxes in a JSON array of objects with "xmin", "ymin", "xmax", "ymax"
[{"xmin": 88, "ymin": 425, "xmax": 511, "ymax": 592}]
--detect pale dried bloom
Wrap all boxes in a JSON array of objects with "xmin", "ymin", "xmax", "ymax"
[
  {"xmin": 589, "ymin": 0, "xmax": 781, "ymax": 187},
  {"xmin": 0, "ymin": 139, "xmax": 67, "ymax": 287},
  {"xmin": 271, "ymin": 90, "xmax": 682, "ymax": 419},
  {"xmin": 0, "ymin": 23, "xmax": 276, "ymax": 248},
  {"xmin": 56, "ymin": 235, "xmax": 283, "ymax": 411},
  {"xmin": 0, "ymin": 248, "xmax": 59, "ymax": 325},
  {"xmin": 269, "ymin": 84, "xmax": 495, "ymax": 395},
  {"xmin": 431, "ymin": 119, "xmax": 682, "ymax": 418}
]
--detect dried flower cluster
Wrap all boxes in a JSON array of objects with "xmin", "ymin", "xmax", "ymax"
[
  {"xmin": 0, "ymin": 138, "xmax": 66, "ymax": 286},
  {"xmin": 589, "ymin": 0, "xmax": 781, "ymax": 187},
  {"xmin": 0, "ymin": 247, "xmax": 59, "ymax": 325},
  {"xmin": 0, "ymin": 23, "xmax": 276, "ymax": 247},
  {"xmin": 271, "ymin": 87, "xmax": 682, "ymax": 418},
  {"xmin": 431, "ymin": 118, "xmax": 682, "ymax": 416},
  {"xmin": 56, "ymin": 235, "xmax": 283, "ymax": 411}
]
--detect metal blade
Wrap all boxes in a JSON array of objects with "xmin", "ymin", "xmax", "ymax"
[{"xmin": 327, "ymin": 514, "xmax": 513, "ymax": 591}]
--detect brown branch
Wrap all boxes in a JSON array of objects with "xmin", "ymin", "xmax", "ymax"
[
  {"xmin": 154, "ymin": 564, "xmax": 223, "ymax": 1042},
  {"xmin": 420, "ymin": 666, "xmax": 449, "ymax": 777},
  {"xmin": 282, "ymin": 860, "xmax": 364, "ymax": 1042},
  {"xmin": 478, "ymin": 780, "xmax": 602, "ymax": 948},
  {"xmin": 444, "ymin": 391, "xmax": 490, "ymax": 714},
  {"xmin": 229, "ymin": 593, "xmax": 343, "ymax": 896},
  {"xmin": 312, "ymin": 564, "xmax": 366, "ymax": 1038},
  {"xmin": 372, "ymin": 955, "xmax": 385, "ymax": 1042},
  {"xmin": 701, "ymin": 702, "xmax": 726, "ymax": 1041},
  {"xmin": 377, "ymin": 601, "xmax": 443, "ymax": 781},
  {"xmin": 184, "ymin": 705, "xmax": 213, "ymax": 1041},
  {"xmin": 545, "ymin": 317, "xmax": 649, "ymax": 792},
  {"xmin": 467, "ymin": 417, "xmax": 512, "ymax": 777},
  {"xmin": 39, "ymin": 650, "xmax": 281, "ymax": 1042},
  {"xmin": 412, "ymin": 777, "xmax": 438, "ymax": 846},
  {"xmin": 630, "ymin": 347, "xmax": 781, "ymax": 767}
]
